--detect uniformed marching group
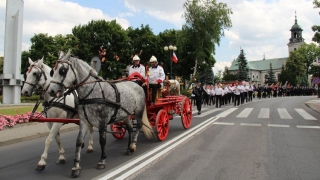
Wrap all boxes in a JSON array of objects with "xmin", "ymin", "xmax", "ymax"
[{"xmin": 192, "ymin": 82, "xmax": 318, "ymax": 115}]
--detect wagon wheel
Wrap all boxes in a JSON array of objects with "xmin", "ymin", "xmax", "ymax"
[
  {"xmin": 181, "ymin": 98, "xmax": 192, "ymax": 129},
  {"xmin": 110, "ymin": 122, "xmax": 126, "ymax": 140},
  {"xmin": 155, "ymin": 109, "xmax": 170, "ymax": 141}
]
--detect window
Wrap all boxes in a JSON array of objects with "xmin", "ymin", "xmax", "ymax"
[{"xmin": 253, "ymin": 75, "xmax": 255, "ymax": 78}]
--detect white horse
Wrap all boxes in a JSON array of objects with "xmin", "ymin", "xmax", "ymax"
[
  {"xmin": 21, "ymin": 57, "xmax": 94, "ymax": 171},
  {"xmin": 48, "ymin": 50, "xmax": 154, "ymax": 177}
]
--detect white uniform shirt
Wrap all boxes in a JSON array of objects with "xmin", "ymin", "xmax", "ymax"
[
  {"xmin": 215, "ymin": 87, "xmax": 223, "ymax": 95},
  {"xmin": 128, "ymin": 64, "xmax": 146, "ymax": 79},
  {"xmin": 248, "ymin": 86, "xmax": 253, "ymax": 92},
  {"xmin": 234, "ymin": 85, "xmax": 241, "ymax": 95},
  {"xmin": 209, "ymin": 89, "xmax": 215, "ymax": 96},
  {"xmin": 240, "ymin": 85, "xmax": 245, "ymax": 93},
  {"xmin": 148, "ymin": 65, "xmax": 165, "ymax": 84}
]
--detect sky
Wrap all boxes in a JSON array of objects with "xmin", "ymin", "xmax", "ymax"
[{"xmin": 0, "ymin": 0, "xmax": 319, "ymax": 74}]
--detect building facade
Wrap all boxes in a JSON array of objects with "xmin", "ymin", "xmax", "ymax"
[{"xmin": 228, "ymin": 13, "xmax": 304, "ymax": 84}]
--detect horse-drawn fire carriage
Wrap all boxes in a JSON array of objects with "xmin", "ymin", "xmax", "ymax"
[{"xmin": 26, "ymin": 50, "xmax": 192, "ymax": 177}]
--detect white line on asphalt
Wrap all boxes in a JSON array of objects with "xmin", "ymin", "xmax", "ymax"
[
  {"xmin": 296, "ymin": 125, "xmax": 320, "ymax": 129},
  {"xmin": 294, "ymin": 108, "xmax": 317, "ymax": 120},
  {"xmin": 237, "ymin": 108, "xmax": 253, "ymax": 118},
  {"xmin": 196, "ymin": 108, "xmax": 222, "ymax": 117},
  {"xmin": 216, "ymin": 108, "xmax": 238, "ymax": 117},
  {"xmin": 278, "ymin": 108, "xmax": 293, "ymax": 119},
  {"xmin": 258, "ymin": 108, "xmax": 269, "ymax": 118},
  {"xmin": 213, "ymin": 122, "xmax": 235, "ymax": 125},
  {"xmin": 268, "ymin": 124, "xmax": 290, "ymax": 128},
  {"xmin": 240, "ymin": 123, "xmax": 261, "ymax": 126},
  {"xmin": 94, "ymin": 117, "xmax": 219, "ymax": 180}
]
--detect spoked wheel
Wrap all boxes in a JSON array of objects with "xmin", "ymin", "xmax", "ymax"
[
  {"xmin": 110, "ymin": 122, "xmax": 126, "ymax": 140},
  {"xmin": 181, "ymin": 98, "xmax": 192, "ymax": 129},
  {"xmin": 155, "ymin": 109, "xmax": 169, "ymax": 141}
]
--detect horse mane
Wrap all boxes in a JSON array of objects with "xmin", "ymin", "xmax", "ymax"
[{"xmin": 69, "ymin": 56, "xmax": 100, "ymax": 79}]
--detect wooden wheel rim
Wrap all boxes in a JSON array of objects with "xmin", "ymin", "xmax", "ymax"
[
  {"xmin": 156, "ymin": 109, "xmax": 169, "ymax": 141},
  {"xmin": 181, "ymin": 98, "xmax": 192, "ymax": 129}
]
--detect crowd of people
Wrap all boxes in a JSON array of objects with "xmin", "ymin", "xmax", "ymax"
[{"xmin": 191, "ymin": 82, "xmax": 318, "ymax": 115}]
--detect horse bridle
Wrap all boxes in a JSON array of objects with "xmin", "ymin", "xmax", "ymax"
[
  {"xmin": 50, "ymin": 60, "xmax": 78, "ymax": 89},
  {"xmin": 24, "ymin": 62, "xmax": 48, "ymax": 89}
]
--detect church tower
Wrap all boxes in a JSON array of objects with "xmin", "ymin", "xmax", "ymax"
[{"xmin": 288, "ymin": 12, "xmax": 304, "ymax": 53}]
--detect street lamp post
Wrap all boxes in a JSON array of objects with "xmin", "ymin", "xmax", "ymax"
[
  {"xmin": 312, "ymin": 61, "xmax": 320, "ymax": 98},
  {"xmin": 164, "ymin": 45, "xmax": 177, "ymax": 79}
]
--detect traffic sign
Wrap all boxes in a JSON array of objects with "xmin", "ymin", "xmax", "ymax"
[{"xmin": 312, "ymin": 77, "xmax": 320, "ymax": 84}]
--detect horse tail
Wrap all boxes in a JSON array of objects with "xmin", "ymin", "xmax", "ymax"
[{"xmin": 141, "ymin": 105, "xmax": 154, "ymax": 139}]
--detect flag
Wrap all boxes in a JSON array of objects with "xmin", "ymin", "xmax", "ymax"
[
  {"xmin": 287, "ymin": 83, "xmax": 291, "ymax": 88},
  {"xmin": 172, "ymin": 52, "xmax": 178, "ymax": 63},
  {"xmin": 276, "ymin": 82, "xmax": 279, "ymax": 88},
  {"xmin": 270, "ymin": 83, "xmax": 274, "ymax": 89}
]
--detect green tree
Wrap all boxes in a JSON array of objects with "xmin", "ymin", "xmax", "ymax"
[
  {"xmin": 72, "ymin": 20, "xmax": 130, "ymax": 79},
  {"xmin": 312, "ymin": 0, "xmax": 320, "ymax": 43},
  {"xmin": 0, "ymin": 56, "xmax": 3, "ymax": 74},
  {"xmin": 182, "ymin": 0, "xmax": 232, "ymax": 87},
  {"xmin": 236, "ymin": 49, "xmax": 249, "ymax": 81},
  {"xmin": 265, "ymin": 63, "xmax": 276, "ymax": 84},
  {"xmin": 222, "ymin": 66, "xmax": 237, "ymax": 81},
  {"xmin": 280, "ymin": 50, "xmax": 305, "ymax": 86}
]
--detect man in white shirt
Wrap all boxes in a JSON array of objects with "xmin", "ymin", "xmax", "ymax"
[
  {"xmin": 214, "ymin": 83, "xmax": 224, "ymax": 108},
  {"xmin": 128, "ymin": 55, "xmax": 146, "ymax": 86},
  {"xmin": 148, "ymin": 55, "xmax": 165, "ymax": 105},
  {"xmin": 234, "ymin": 83, "xmax": 241, "ymax": 106}
]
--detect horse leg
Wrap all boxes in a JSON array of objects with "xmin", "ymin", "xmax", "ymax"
[
  {"xmin": 36, "ymin": 122, "xmax": 64, "ymax": 171},
  {"xmin": 124, "ymin": 118, "xmax": 134, "ymax": 155},
  {"xmin": 71, "ymin": 123, "xmax": 88, "ymax": 177},
  {"xmin": 87, "ymin": 126, "xmax": 94, "ymax": 153},
  {"xmin": 96, "ymin": 123, "xmax": 107, "ymax": 170}
]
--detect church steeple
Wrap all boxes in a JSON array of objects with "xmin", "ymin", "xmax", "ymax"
[
  {"xmin": 288, "ymin": 11, "xmax": 304, "ymax": 53},
  {"xmin": 289, "ymin": 11, "xmax": 304, "ymax": 44}
]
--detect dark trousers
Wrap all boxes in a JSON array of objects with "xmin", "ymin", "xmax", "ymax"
[
  {"xmin": 248, "ymin": 91, "xmax": 253, "ymax": 102},
  {"xmin": 228, "ymin": 93, "xmax": 232, "ymax": 103},
  {"xmin": 240, "ymin": 92, "xmax": 244, "ymax": 104},
  {"xmin": 196, "ymin": 98, "xmax": 202, "ymax": 112},
  {"xmin": 234, "ymin": 94, "xmax": 240, "ymax": 106},
  {"xmin": 149, "ymin": 84, "xmax": 161, "ymax": 103},
  {"xmin": 244, "ymin": 92, "xmax": 248, "ymax": 102},
  {"xmin": 215, "ymin": 95, "xmax": 222, "ymax": 108}
]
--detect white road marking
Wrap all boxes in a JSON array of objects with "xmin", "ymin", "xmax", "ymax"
[
  {"xmin": 278, "ymin": 108, "xmax": 293, "ymax": 119},
  {"xmin": 240, "ymin": 123, "xmax": 261, "ymax": 126},
  {"xmin": 196, "ymin": 108, "xmax": 222, "ymax": 117},
  {"xmin": 294, "ymin": 108, "xmax": 317, "ymax": 120},
  {"xmin": 213, "ymin": 122, "xmax": 235, "ymax": 125},
  {"xmin": 296, "ymin": 125, "xmax": 320, "ymax": 129},
  {"xmin": 268, "ymin": 124, "xmax": 290, "ymax": 128},
  {"xmin": 216, "ymin": 108, "xmax": 238, "ymax": 117},
  {"xmin": 94, "ymin": 116, "xmax": 219, "ymax": 180},
  {"xmin": 237, "ymin": 108, "xmax": 253, "ymax": 118},
  {"xmin": 258, "ymin": 108, "xmax": 269, "ymax": 118}
]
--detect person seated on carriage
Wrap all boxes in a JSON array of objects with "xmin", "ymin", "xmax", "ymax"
[
  {"xmin": 128, "ymin": 55, "xmax": 146, "ymax": 86},
  {"xmin": 148, "ymin": 55, "xmax": 165, "ymax": 105}
]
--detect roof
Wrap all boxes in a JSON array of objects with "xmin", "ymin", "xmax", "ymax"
[{"xmin": 228, "ymin": 57, "xmax": 287, "ymax": 71}]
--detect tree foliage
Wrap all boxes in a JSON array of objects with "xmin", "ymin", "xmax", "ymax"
[
  {"xmin": 265, "ymin": 63, "xmax": 276, "ymax": 84},
  {"xmin": 312, "ymin": 0, "xmax": 320, "ymax": 43},
  {"xmin": 236, "ymin": 49, "xmax": 249, "ymax": 81},
  {"xmin": 182, "ymin": 0, "xmax": 232, "ymax": 86}
]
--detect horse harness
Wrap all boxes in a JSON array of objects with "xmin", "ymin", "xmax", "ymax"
[{"xmin": 52, "ymin": 59, "xmax": 132, "ymax": 126}]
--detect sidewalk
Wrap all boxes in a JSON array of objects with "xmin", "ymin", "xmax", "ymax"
[{"xmin": 0, "ymin": 98, "xmax": 320, "ymax": 147}]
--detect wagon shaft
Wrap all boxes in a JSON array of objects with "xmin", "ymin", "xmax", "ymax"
[{"xmin": 29, "ymin": 117, "xmax": 80, "ymax": 123}]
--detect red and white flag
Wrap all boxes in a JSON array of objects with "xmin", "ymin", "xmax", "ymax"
[{"xmin": 172, "ymin": 52, "xmax": 178, "ymax": 63}]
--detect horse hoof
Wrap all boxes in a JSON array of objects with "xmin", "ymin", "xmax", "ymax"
[
  {"xmin": 56, "ymin": 159, "xmax": 66, "ymax": 164},
  {"xmin": 71, "ymin": 168, "xmax": 81, "ymax": 177},
  {"xmin": 87, "ymin": 149, "xmax": 93, "ymax": 153},
  {"xmin": 125, "ymin": 150, "xmax": 131, "ymax": 155},
  {"xmin": 96, "ymin": 163, "xmax": 106, "ymax": 170},
  {"xmin": 81, "ymin": 142, "xmax": 85, "ymax": 148},
  {"xmin": 130, "ymin": 147, "xmax": 136, "ymax": 153},
  {"xmin": 35, "ymin": 165, "xmax": 45, "ymax": 171}
]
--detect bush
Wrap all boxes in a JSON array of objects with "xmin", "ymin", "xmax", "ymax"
[{"xmin": 0, "ymin": 95, "xmax": 41, "ymax": 103}]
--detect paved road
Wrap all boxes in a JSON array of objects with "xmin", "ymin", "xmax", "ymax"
[
  {"xmin": 131, "ymin": 96, "xmax": 320, "ymax": 180},
  {"xmin": 0, "ymin": 96, "xmax": 319, "ymax": 180}
]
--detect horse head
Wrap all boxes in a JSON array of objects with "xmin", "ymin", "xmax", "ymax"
[
  {"xmin": 21, "ymin": 57, "xmax": 49, "ymax": 96},
  {"xmin": 48, "ymin": 49, "xmax": 77, "ymax": 98}
]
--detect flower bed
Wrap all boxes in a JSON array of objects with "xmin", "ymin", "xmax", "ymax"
[{"xmin": 0, "ymin": 112, "xmax": 43, "ymax": 130}]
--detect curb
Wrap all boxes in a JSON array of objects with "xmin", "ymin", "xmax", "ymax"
[{"xmin": 0, "ymin": 126, "xmax": 78, "ymax": 147}]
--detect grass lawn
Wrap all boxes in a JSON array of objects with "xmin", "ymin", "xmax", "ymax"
[{"xmin": 0, "ymin": 106, "xmax": 42, "ymax": 116}]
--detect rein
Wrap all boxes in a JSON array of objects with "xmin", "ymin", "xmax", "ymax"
[{"xmin": 52, "ymin": 58, "xmax": 132, "ymax": 126}]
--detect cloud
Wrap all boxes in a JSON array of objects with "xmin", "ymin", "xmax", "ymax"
[{"xmin": 0, "ymin": 0, "xmax": 130, "ymax": 56}]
